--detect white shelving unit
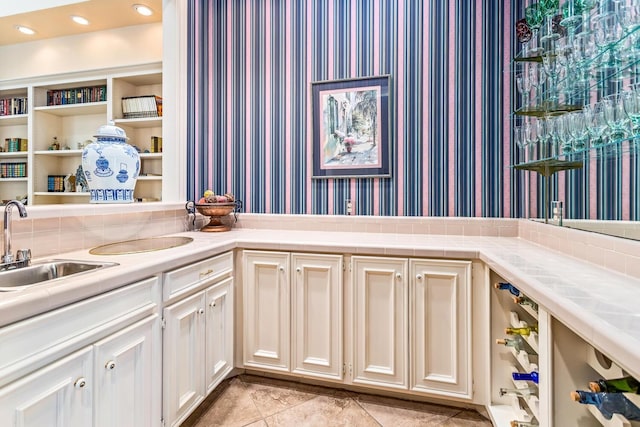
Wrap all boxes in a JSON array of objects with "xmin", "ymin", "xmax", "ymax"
[
  {"xmin": 488, "ymin": 269, "xmax": 640, "ymax": 427},
  {"xmin": 0, "ymin": 64, "xmax": 163, "ymax": 205}
]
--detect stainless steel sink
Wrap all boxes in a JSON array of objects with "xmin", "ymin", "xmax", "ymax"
[{"xmin": 0, "ymin": 259, "xmax": 119, "ymax": 291}]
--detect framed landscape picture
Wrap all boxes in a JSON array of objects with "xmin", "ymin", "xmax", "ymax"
[{"xmin": 311, "ymin": 75, "xmax": 391, "ymax": 178}]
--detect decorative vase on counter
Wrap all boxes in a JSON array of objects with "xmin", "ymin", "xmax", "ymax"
[{"xmin": 81, "ymin": 122, "xmax": 140, "ymax": 203}]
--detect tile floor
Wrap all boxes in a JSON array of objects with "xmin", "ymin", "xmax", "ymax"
[{"xmin": 183, "ymin": 374, "xmax": 493, "ymax": 427}]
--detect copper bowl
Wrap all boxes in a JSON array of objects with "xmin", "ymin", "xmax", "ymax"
[{"xmin": 195, "ymin": 202, "xmax": 236, "ymax": 232}]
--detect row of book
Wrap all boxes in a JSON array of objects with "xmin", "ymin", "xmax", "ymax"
[
  {"xmin": 0, "ymin": 97, "xmax": 28, "ymax": 116},
  {"xmin": 47, "ymin": 175, "xmax": 67, "ymax": 192},
  {"xmin": 3, "ymin": 138, "xmax": 28, "ymax": 152},
  {"xmin": 47, "ymin": 85, "xmax": 107, "ymax": 106},
  {"xmin": 122, "ymin": 95, "xmax": 163, "ymax": 119},
  {"xmin": 150, "ymin": 136, "xmax": 163, "ymax": 153},
  {"xmin": 1, "ymin": 162, "xmax": 27, "ymax": 178}
]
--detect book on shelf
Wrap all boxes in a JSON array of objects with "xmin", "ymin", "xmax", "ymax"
[
  {"xmin": 150, "ymin": 136, "xmax": 162, "ymax": 153},
  {"xmin": 122, "ymin": 95, "xmax": 163, "ymax": 119},
  {"xmin": 1, "ymin": 162, "xmax": 27, "ymax": 178},
  {"xmin": 3, "ymin": 138, "xmax": 28, "ymax": 152},
  {"xmin": 0, "ymin": 97, "xmax": 28, "ymax": 116},
  {"xmin": 46, "ymin": 85, "xmax": 107, "ymax": 106},
  {"xmin": 47, "ymin": 175, "xmax": 66, "ymax": 192}
]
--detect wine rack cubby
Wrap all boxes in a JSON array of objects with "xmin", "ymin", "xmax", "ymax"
[{"xmin": 489, "ymin": 271, "xmax": 547, "ymax": 427}]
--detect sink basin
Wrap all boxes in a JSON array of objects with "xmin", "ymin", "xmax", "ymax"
[
  {"xmin": 89, "ymin": 236, "xmax": 194, "ymax": 255},
  {"xmin": 0, "ymin": 259, "xmax": 119, "ymax": 291}
]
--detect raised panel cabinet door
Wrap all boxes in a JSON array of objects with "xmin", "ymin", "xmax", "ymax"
[
  {"xmin": 0, "ymin": 346, "xmax": 93, "ymax": 427},
  {"xmin": 409, "ymin": 259, "xmax": 472, "ymax": 398},
  {"xmin": 205, "ymin": 277, "xmax": 234, "ymax": 393},
  {"xmin": 163, "ymin": 292, "xmax": 206, "ymax": 427},
  {"xmin": 291, "ymin": 253, "xmax": 343, "ymax": 380},
  {"xmin": 93, "ymin": 315, "xmax": 161, "ymax": 427},
  {"xmin": 352, "ymin": 256, "xmax": 408, "ymax": 389},
  {"xmin": 243, "ymin": 250, "xmax": 291, "ymax": 372}
]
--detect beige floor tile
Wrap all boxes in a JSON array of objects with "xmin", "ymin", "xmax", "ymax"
[
  {"xmin": 354, "ymin": 393, "xmax": 458, "ymax": 426},
  {"xmin": 191, "ymin": 378, "xmax": 263, "ymax": 427},
  {"xmin": 264, "ymin": 394, "xmax": 380, "ymax": 427},
  {"xmin": 437, "ymin": 410, "xmax": 493, "ymax": 426},
  {"xmin": 241, "ymin": 377, "xmax": 321, "ymax": 418}
]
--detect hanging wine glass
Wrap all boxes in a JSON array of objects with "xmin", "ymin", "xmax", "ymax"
[
  {"xmin": 555, "ymin": 114, "xmax": 575, "ymax": 154},
  {"xmin": 542, "ymin": 54, "xmax": 564, "ymax": 106}
]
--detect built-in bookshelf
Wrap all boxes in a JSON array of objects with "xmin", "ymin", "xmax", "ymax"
[{"xmin": 0, "ymin": 64, "xmax": 163, "ymax": 205}]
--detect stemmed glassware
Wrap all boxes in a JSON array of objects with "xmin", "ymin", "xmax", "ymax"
[
  {"xmin": 602, "ymin": 94, "xmax": 631, "ymax": 141},
  {"xmin": 525, "ymin": 3, "xmax": 544, "ymax": 56},
  {"xmin": 584, "ymin": 102, "xmax": 609, "ymax": 148},
  {"xmin": 516, "ymin": 73, "xmax": 532, "ymax": 109},
  {"xmin": 622, "ymin": 87, "xmax": 640, "ymax": 135}
]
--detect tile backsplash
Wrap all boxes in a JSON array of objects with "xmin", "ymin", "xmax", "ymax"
[{"xmin": 3, "ymin": 207, "xmax": 639, "ymax": 280}]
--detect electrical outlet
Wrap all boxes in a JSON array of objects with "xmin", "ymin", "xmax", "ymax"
[{"xmin": 346, "ymin": 199, "xmax": 353, "ymax": 215}]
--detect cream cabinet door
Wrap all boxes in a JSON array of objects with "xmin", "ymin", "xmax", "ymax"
[
  {"xmin": 163, "ymin": 292, "xmax": 206, "ymax": 427},
  {"xmin": 93, "ymin": 315, "xmax": 161, "ymax": 427},
  {"xmin": 291, "ymin": 253, "xmax": 343, "ymax": 380},
  {"xmin": 205, "ymin": 277, "xmax": 234, "ymax": 393},
  {"xmin": 351, "ymin": 256, "xmax": 408, "ymax": 390},
  {"xmin": 243, "ymin": 250, "xmax": 291, "ymax": 372},
  {"xmin": 409, "ymin": 259, "xmax": 472, "ymax": 398},
  {"xmin": 0, "ymin": 347, "xmax": 93, "ymax": 427}
]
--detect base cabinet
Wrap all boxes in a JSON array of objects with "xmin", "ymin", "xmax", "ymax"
[
  {"xmin": 242, "ymin": 251, "xmax": 291, "ymax": 372},
  {"xmin": 0, "ymin": 278, "xmax": 160, "ymax": 427},
  {"xmin": 351, "ymin": 256, "xmax": 408, "ymax": 390},
  {"xmin": 93, "ymin": 315, "xmax": 161, "ymax": 427},
  {"xmin": 242, "ymin": 251, "xmax": 473, "ymax": 401},
  {"xmin": 409, "ymin": 259, "xmax": 472, "ymax": 398},
  {"xmin": 0, "ymin": 347, "xmax": 93, "ymax": 427},
  {"xmin": 163, "ymin": 275, "xmax": 234, "ymax": 427}
]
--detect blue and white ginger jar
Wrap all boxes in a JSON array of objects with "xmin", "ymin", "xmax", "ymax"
[{"xmin": 81, "ymin": 122, "xmax": 140, "ymax": 203}]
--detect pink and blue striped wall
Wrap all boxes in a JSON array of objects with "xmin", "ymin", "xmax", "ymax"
[{"xmin": 186, "ymin": 0, "xmax": 637, "ymax": 220}]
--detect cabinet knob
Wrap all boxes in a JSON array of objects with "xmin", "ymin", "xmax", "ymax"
[
  {"xmin": 416, "ymin": 274, "xmax": 423, "ymax": 280},
  {"xmin": 396, "ymin": 273, "xmax": 402, "ymax": 279},
  {"xmin": 105, "ymin": 360, "xmax": 116, "ymax": 370},
  {"xmin": 74, "ymin": 377, "xmax": 87, "ymax": 388},
  {"xmin": 209, "ymin": 301, "xmax": 216, "ymax": 308},
  {"xmin": 296, "ymin": 267, "xmax": 301, "ymax": 273},
  {"xmin": 279, "ymin": 266, "xmax": 285, "ymax": 272},
  {"xmin": 198, "ymin": 308, "xmax": 205, "ymax": 315}
]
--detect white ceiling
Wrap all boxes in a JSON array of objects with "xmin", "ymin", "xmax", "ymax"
[{"xmin": 0, "ymin": 0, "xmax": 162, "ymax": 46}]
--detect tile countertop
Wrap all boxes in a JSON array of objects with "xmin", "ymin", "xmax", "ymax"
[{"xmin": 1, "ymin": 227, "xmax": 639, "ymax": 380}]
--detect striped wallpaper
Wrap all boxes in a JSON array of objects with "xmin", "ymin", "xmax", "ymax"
[{"xmin": 185, "ymin": 0, "xmax": 637, "ymax": 220}]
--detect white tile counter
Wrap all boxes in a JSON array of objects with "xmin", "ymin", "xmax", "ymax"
[{"xmin": 1, "ymin": 223, "xmax": 639, "ymax": 381}]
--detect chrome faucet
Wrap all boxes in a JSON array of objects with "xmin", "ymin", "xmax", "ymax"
[{"xmin": 2, "ymin": 200, "xmax": 29, "ymax": 268}]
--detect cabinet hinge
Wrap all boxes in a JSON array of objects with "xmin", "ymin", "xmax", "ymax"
[
  {"xmin": 342, "ymin": 363, "xmax": 346, "ymax": 374},
  {"xmin": 161, "ymin": 418, "xmax": 165, "ymax": 427},
  {"xmin": 349, "ymin": 364, "xmax": 353, "ymax": 376},
  {"xmin": 161, "ymin": 317, "xmax": 166, "ymax": 329}
]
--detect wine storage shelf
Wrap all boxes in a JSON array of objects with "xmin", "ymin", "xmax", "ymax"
[{"xmin": 489, "ymin": 272, "xmax": 542, "ymax": 427}]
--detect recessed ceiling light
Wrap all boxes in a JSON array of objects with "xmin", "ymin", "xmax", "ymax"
[
  {"xmin": 133, "ymin": 4, "xmax": 153, "ymax": 16},
  {"xmin": 15, "ymin": 25, "xmax": 35, "ymax": 35},
  {"xmin": 71, "ymin": 15, "xmax": 90, "ymax": 25}
]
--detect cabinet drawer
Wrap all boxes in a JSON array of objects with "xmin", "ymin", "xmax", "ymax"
[{"xmin": 163, "ymin": 251, "xmax": 233, "ymax": 302}]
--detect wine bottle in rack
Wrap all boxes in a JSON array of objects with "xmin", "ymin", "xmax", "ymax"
[
  {"xmin": 570, "ymin": 390, "xmax": 640, "ymax": 421},
  {"xmin": 505, "ymin": 325, "xmax": 538, "ymax": 336},
  {"xmin": 513, "ymin": 295, "xmax": 539, "ymax": 311},
  {"xmin": 495, "ymin": 336, "xmax": 531, "ymax": 353},
  {"xmin": 494, "ymin": 282, "xmax": 521, "ymax": 296},
  {"xmin": 512, "ymin": 370, "xmax": 539, "ymax": 384},
  {"xmin": 510, "ymin": 421, "xmax": 538, "ymax": 427},
  {"xmin": 499, "ymin": 386, "xmax": 537, "ymax": 397},
  {"xmin": 589, "ymin": 376, "xmax": 640, "ymax": 394}
]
